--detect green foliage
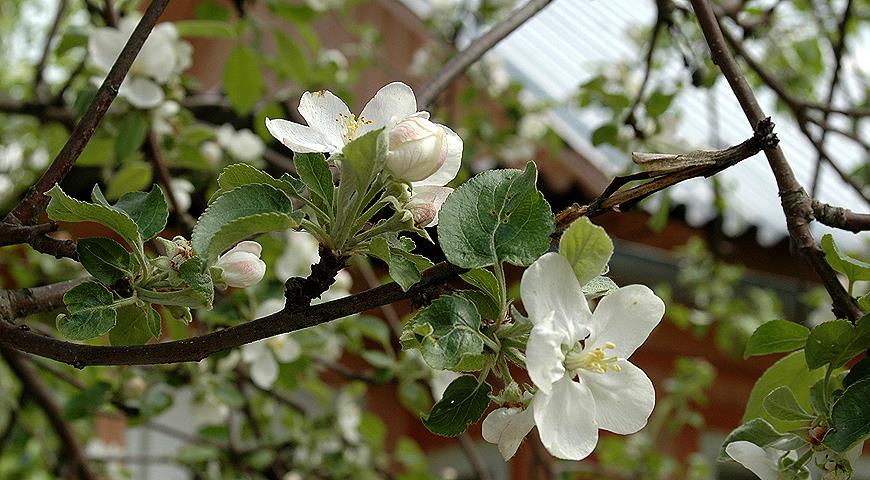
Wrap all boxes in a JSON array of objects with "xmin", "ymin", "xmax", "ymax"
[
  {"xmin": 744, "ymin": 320, "xmax": 809, "ymax": 358},
  {"xmin": 215, "ymin": 163, "xmax": 302, "ymax": 199},
  {"xmin": 113, "ymin": 111, "xmax": 149, "ymax": 163},
  {"xmin": 438, "ymin": 161, "xmax": 553, "ymax": 269},
  {"xmin": 401, "ymin": 295, "xmax": 485, "ymax": 370},
  {"xmin": 558, "ymin": 217, "xmax": 613, "ymax": 286},
  {"xmin": 174, "ymin": 19, "xmax": 237, "ymax": 38},
  {"xmin": 422, "ymin": 375, "xmax": 491, "ymax": 437},
  {"xmin": 368, "ymin": 237, "xmax": 428, "ymax": 291},
  {"xmin": 109, "ymin": 303, "xmax": 161, "ymax": 346},
  {"xmin": 805, "ymin": 316, "xmax": 870, "ymax": 370},
  {"xmin": 223, "ymin": 45, "xmax": 263, "ymax": 115},
  {"xmin": 106, "ymin": 160, "xmax": 153, "ymax": 200},
  {"xmin": 56, "ymin": 282, "xmax": 118, "ymax": 340},
  {"xmin": 821, "ymin": 234, "xmax": 870, "ymax": 283},
  {"xmin": 76, "ymin": 238, "xmax": 134, "ymax": 285},
  {"xmin": 762, "ymin": 386, "xmax": 812, "ymax": 422},
  {"xmin": 178, "ymin": 256, "xmax": 215, "ymax": 308},
  {"xmin": 718, "ymin": 418, "xmax": 799, "ymax": 462},
  {"xmin": 825, "ymin": 378, "xmax": 870, "ymax": 452},
  {"xmin": 743, "ymin": 351, "xmax": 824, "ymax": 433},
  {"xmin": 111, "ymin": 186, "xmax": 169, "ymax": 241},
  {"xmin": 460, "ymin": 268, "xmax": 501, "ymax": 307},
  {"xmin": 294, "ymin": 152, "xmax": 335, "ymax": 217},
  {"xmin": 341, "ymin": 128, "xmax": 387, "ymax": 193}
]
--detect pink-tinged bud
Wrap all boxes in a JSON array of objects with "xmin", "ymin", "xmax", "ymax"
[
  {"xmin": 404, "ymin": 186, "xmax": 452, "ymax": 228},
  {"xmin": 216, "ymin": 241, "xmax": 266, "ymax": 288},
  {"xmin": 386, "ymin": 116, "xmax": 448, "ymax": 182}
]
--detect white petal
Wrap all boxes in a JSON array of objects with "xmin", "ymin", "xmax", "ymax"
[
  {"xmin": 407, "ymin": 185, "xmax": 452, "ymax": 227},
  {"xmin": 119, "ymin": 77, "xmax": 164, "ymax": 109},
  {"xmin": 358, "ymin": 82, "xmax": 418, "ymax": 135},
  {"xmin": 481, "ymin": 407, "xmax": 536, "ymax": 460},
  {"xmin": 88, "ymin": 27, "xmax": 124, "ymax": 72},
  {"xmin": 241, "ymin": 340, "xmax": 267, "ymax": 363},
  {"xmin": 228, "ymin": 240, "xmax": 262, "ymax": 257},
  {"xmin": 526, "ymin": 311, "xmax": 568, "ymax": 395},
  {"xmin": 533, "ymin": 377, "xmax": 599, "ymax": 461},
  {"xmin": 412, "ymin": 124, "xmax": 462, "ymax": 188},
  {"xmin": 273, "ymin": 336, "xmax": 302, "ymax": 363},
  {"xmin": 587, "ymin": 285, "xmax": 664, "ymax": 359},
  {"xmin": 266, "ymin": 118, "xmax": 335, "ymax": 153},
  {"xmin": 520, "ymin": 252, "xmax": 591, "ymax": 343},
  {"xmin": 582, "ymin": 360, "xmax": 654, "ymax": 434},
  {"xmin": 139, "ymin": 23, "xmax": 177, "ymax": 83},
  {"xmin": 249, "ymin": 352, "xmax": 279, "ymax": 389},
  {"xmin": 725, "ymin": 442, "xmax": 781, "ymax": 480},
  {"xmin": 297, "ymin": 90, "xmax": 351, "ymax": 150}
]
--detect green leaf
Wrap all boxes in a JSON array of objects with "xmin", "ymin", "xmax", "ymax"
[
  {"xmin": 844, "ymin": 357, "xmax": 870, "ymax": 389},
  {"xmin": 63, "ymin": 382, "xmax": 111, "ymax": 420},
  {"xmin": 112, "ymin": 185, "xmax": 169, "ymax": 241},
  {"xmin": 460, "ymin": 269, "xmax": 501, "ymax": 307},
  {"xmin": 215, "ymin": 163, "xmax": 301, "ymax": 200},
  {"xmin": 582, "ymin": 276, "xmax": 618, "ymax": 299},
  {"xmin": 645, "ymin": 90, "xmax": 675, "ymax": 117},
  {"xmin": 718, "ymin": 418, "xmax": 791, "ymax": 461},
  {"xmin": 805, "ymin": 316, "xmax": 870, "ymax": 370},
  {"xmin": 106, "ymin": 160, "xmax": 153, "ymax": 201},
  {"xmin": 398, "ymin": 380, "xmax": 432, "ymax": 415},
  {"xmin": 56, "ymin": 282, "xmax": 117, "ymax": 340},
  {"xmin": 438, "ymin": 161, "xmax": 553, "ymax": 269},
  {"xmin": 273, "ymin": 29, "xmax": 310, "ymax": 83},
  {"xmin": 825, "ymin": 377, "xmax": 870, "ymax": 452},
  {"xmin": 744, "ymin": 319, "xmax": 810, "ymax": 358},
  {"xmin": 223, "ymin": 45, "xmax": 263, "ymax": 115},
  {"xmin": 192, "ymin": 184, "xmax": 297, "ymax": 264},
  {"xmin": 401, "ymin": 295, "xmax": 484, "ymax": 370},
  {"xmin": 559, "ymin": 217, "xmax": 613, "ymax": 286},
  {"xmin": 77, "ymin": 137, "xmax": 113, "ymax": 167},
  {"xmin": 178, "ymin": 256, "xmax": 214, "ymax": 308},
  {"xmin": 174, "ymin": 19, "xmax": 237, "ymax": 38},
  {"xmin": 46, "ymin": 185, "xmax": 145, "ymax": 264},
  {"xmin": 422, "ymin": 375, "xmax": 491, "ymax": 437},
  {"xmin": 109, "ymin": 303, "xmax": 161, "ymax": 346},
  {"xmin": 743, "ymin": 351, "xmax": 824, "ymax": 433},
  {"xmin": 113, "ymin": 111, "xmax": 149, "ymax": 162},
  {"xmin": 591, "ymin": 123, "xmax": 618, "ymax": 146},
  {"xmin": 293, "ymin": 152, "xmax": 334, "ymax": 215},
  {"xmin": 341, "ymin": 128, "xmax": 387, "ymax": 193},
  {"xmin": 763, "ymin": 386, "xmax": 812, "ymax": 422},
  {"xmin": 77, "ymin": 238, "xmax": 133, "ymax": 285},
  {"xmin": 369, "ymin": 237, "xmax": 424, "ymax": 291},
  {"xmin": 821, "ymin": 234, "xmax": 870, "ymax": 282}
]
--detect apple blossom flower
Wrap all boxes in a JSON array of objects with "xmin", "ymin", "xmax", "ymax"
[
  {"xmin": 200, "ymin": 140, "xmax": 222, "ymax": 167},
  {"xmin": 88, "ymin": 16, "xmax": 191, "ymax": 109},
  {"xmin": 336, "ymin": 389, "xmax": 362, "ymax": 444},
  {"xmin": 169, "ymin": 178, "xmax": 194, "ymax": 212},
  {"xmin": 241, "ymin": 298, "xmax": 302, "ymax": 389},
  {"xmin": 265, "ymin": 82, "xmax": 462, "ymax": 224},
  {"xmin": 481, "ymin": 393, "xmax": 537, "ymax": 460},
  {"xmin": 215, "ymin": 241, "xmax": 266, "ymax": 288},
  {"xmin": 725, "ymin": 441, "xmax": 800, "ymax": 480},
  {"xmin": 275, "ymin": 230, "xmax": 322, "ymax": 281},
  {"xmin": 482, "ymin": 252, "xmax": 664, "ymax": 461},
  {"xmin": 216, "ymin": 124, "xmax": 266, "ymax": 162}
]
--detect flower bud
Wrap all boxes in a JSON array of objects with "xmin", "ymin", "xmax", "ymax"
[
  {"xmin": 216, "ymin": 241, "xmax": 266, "ymax": 288},
  {"xmin": 123, "ymin": 376, "xmax": 147, "ymax": 399},
  {"xmin": 386, "ymin": 116, "xmax": 447, "ymax": 182}
]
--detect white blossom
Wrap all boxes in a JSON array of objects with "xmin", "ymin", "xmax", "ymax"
[
  {"xmin": 336, "ymin": 389, "xmax": 362, "ymax": 444},
  {"xmin": 200, "ymin": 140, "xmax": 223, "ymax": 167},
  {"xmin": 216, "ymin": 123, "xmax": 266, "ymax": 162},
  {"xmin": 88, "ymin": 16, "xmax": 191, "ymax": 109},
  {"xmin": 169, "ymin": 178, "xmax": 194, "ymax": 212},
  {"xmin": 241, "ymin": 298, "xmax": 302, "ymax": 389},
  {"xmin": 215, "ymin": 241, "xmax": 266, "ymax": 288},
  {"xmin": 275, "ymin": 230, "xmax": 322, "ymax": 281},
  {"xmin": 725, "ymin": 441, "xmax": 799, "ymax": 480}
]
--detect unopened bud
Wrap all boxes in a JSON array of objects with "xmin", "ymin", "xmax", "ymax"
[
  {"xmin": 123, "ymin": 376, "xmax": 147, "ymax": 399},
  {"xmin": 386, "ymin": 115, "xmax": 447, "ymax": 182},
  {"xmin": 215, "ymin": 241, "xmax": 266, "ymax": 288}
]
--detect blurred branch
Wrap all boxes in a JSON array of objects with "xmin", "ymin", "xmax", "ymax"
[
  {"xmin": 688, "ymin": 0, "xmax": 861, "ymax": 321},
  {"xmin": 0, "ymin": 96, "xmax": 76, "ymax": 128},
  {"xmin": 416, "ymin": 0, "xmax": 554, "ymax": 109},
  {"xmin": 4, "ymin": 0, "xmax": 171, "ymax": 226},
  {"xmin": 623, "ymin": 0, "xmax": 672, "ymax": 138},
  {"xmin": 33, "ymin": 0, "xmax": 69, "ymax": 99},
  {"xmin": 143, "ymin": 131, "xmax": 196, "ymax": 231}
]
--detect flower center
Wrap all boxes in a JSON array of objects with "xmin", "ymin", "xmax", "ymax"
[
  {"xmin": 266, "ymin": 336, "xmax": 286, "ymax": 352},
  {"xmin": 336, "ymin": 112, "xmax": 373, "ymax": 142},
  {"xmin": 564, "ymin": 341, "xmax": 621, "ymax": 374}
]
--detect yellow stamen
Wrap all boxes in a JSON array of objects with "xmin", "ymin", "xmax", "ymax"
[
  {"xmin": 335, "ymin": 112, "xmax": 374, "ymax": 142},
  {"xmin": 564, "ymin": 342, "xmax": 621, "ymax": 375}
]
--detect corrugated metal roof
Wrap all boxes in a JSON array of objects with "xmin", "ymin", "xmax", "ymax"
[{"xmin": 404, "ymin": 0, "xmax": 870, "ymax": 251}]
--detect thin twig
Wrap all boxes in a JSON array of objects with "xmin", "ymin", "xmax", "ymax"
[
  {"xmin": 416, "ymin": 0, "xmax": 554, "ymax": 109},
  {"xmin": 33, "ymin": 0, "xmax": 69, "ymax": 99},
  {"xmin": 5, "ymin": 0, "xmax": 171, "ymax": 226},
  {"xmin": 143, "ymin": 131, "xmax": 196, "ymax": 231},
  {"xmin": 0, "ymin": 348, "xmax": 97, "ymax": 480},
  {"xmin": 812, "ymin": 201, "xmax": 870, "ymax": 234},
  {"xmin": 688, "ymin": 0, "xmax": 861, "ymax": 321}
]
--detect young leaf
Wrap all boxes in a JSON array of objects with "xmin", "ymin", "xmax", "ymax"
[
  {"xmin": 825, "ymin": 377, "xmax": 870, "ymax": 452},
  {"xmin": 718, "ymin": 418, "xmax": 791, "ymax": 462},
  {"xmin": 744, "ymin": 319, "xmax": 810, "ymax": 359},
  {"xmin": 843, "ymin": 357, "xmax": 870, "ymax": 389},
  {"xmin": 821, "ymin": 234, "xmax": 870, "ymax": 283},
  {"xmin": 56, "ymin": 282, "xmax": 117, "ymax": 340},
  {"xmin": 341, "ymin": 128, "xmax": 387, "ymax": 193},
  {"xmin": 46, "ymin": 185, "xmax": 145, "ymax": 264},
  {"xmin": 401, "ymin": 295, "xmax": 484, "ymax": 370},
  {"xmin": 293, "ymin": 152, "xmax": 334, "ymax": 215},
  {"xmin": 113, "ymin": 111, "xmax": 149, "ymax": 162},
  {"xmin": 559, "ymin": 217, "xmax": 613, "ymax": 286},
  {"xmin": 805, "ymin": 316, "xmax": 870, "ymax": 370},
  {"xmin": 224, "ymin": 45, "xmax": 263, "ymax": 115},
  {"xmin": 368, "ymin": 237, "xmax": 424, "ymax": 291},
  {"xmin": 112, "ymin": 186, "xmax": 169, "ymax": 241},
  {"xmin": 422, "ymin": 375, "xmax": 491, "ymax": 437},
  {"xmin": 460, "ymin": 269, "xmax": 501, "ymax": 307},
  {"xmin": 215, "ymin": 163, "xmax": 301, "ymax": 200},
  {"xmin": 191, "ymin": 184, "xmax": 297, "ymax": 264},
  {"xmin": 582, "ymin": 276, "xmax": 618, "ymax": 299},
  {"xmin": 762, "ymin": 386, "xmax": 812, "ymax": 422},
  {"xmin": 109, "ymin": 303, "xmax": 161, "ymax": 346},
  {"xmin": 178, "ymin": 256, "xmax": 214, "ymax": 308},
  {"xmin": 437, "ymin": 161, "xmax": 553, "ymax": 269},
  {"xmin": 76, "ymin": 238, "xmax": 133, "ymax": 285},
  {"xmin": 174, "ymin": 19, "xmax": 237, "ymax": 38},
  {"xmin": 106, "ymin": 160, "xmax": 153, "ymax": 200},
  {"xmin": 743, "ymin": 350, "xmax": 824, "ymax": 433}
]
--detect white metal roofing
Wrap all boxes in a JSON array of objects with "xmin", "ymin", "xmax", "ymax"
[{"xmin": 404, "ymin": 0, "xmax": 870, "ymax": 252}]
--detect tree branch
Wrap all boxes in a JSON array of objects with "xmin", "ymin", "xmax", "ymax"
[
  {"xmin": 0, "ymin": 278, "xmax": 85, "ymax": 322},
  {"xmin": 688, "ymin": 0, "xmax": 861, "ymax": 321},
  {"xmin": 0, "ymin": 348, "xmax": 97, "ymax": 480},
  {"xmin": 416, "ymin": 0, "xmax": 553, "ymax": 109},
  {"xmin": 812, "ymin": 200, "xmax": 870, "ymax": 234},
  {"xmin": 32, "ymin": 0, "xmax": 69, "ymax": 99},
  {"xmin": 4, "ymin": 0, "xmax": 171, "ymax": 226}
]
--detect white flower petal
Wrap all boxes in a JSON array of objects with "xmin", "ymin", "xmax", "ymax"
[
  {"xmin": 120, "ymin": 76, "xmax": 164, "ymax": 109},
  {"xmin": 88, "ymin": 27, "xmax": 124, "ymax": 72},
  {"xmin": 520, "ymin": 252, "xmax": 591, "ymax": 343},
  {"xmin": 533, "ymin": 377, "xmax": 599, "ymax": 461},
  {"xmin": 250, "ymin": 351, "xmax": 279, "ymax": 389},
  {"xmin": 266, "ymin": 118, "xmax": 335, "ymax": 153},
  {"xmin": 587, "ymin": 285, "xmax": 664, "ymax": 359},
  {"xmin": 407, "ymin": 185, "xmax": 452, "ymax": 227},
  {"xmin": 139, "ymin": 23, "xmax": 177, "ymax": 83},
  {"xmin": 482, "ymin": 407, "xmax": 536, "ymax": 460},
  {"xmin": 273, "ymin": 336, "xmax": 302, "ymax": 363},
  {"xmin": 582, "ymin": 360, "xmax": 654, "ymax": 434},
  {"xmin": 358, "ymin": 82, "xmax": 418, "ymax": 134},
  {"xmin": 412, "ymin": 124, "xmax": 462, "ymax": 188},
  {"xmin": 297, "ymin": 90, "xmax": 351, "ymax": 150},
  {"xmin": 526, "ymin": 311, "xmax": 568, "ymax": 395},
  {"xmin": 725, "ymin": 441, "xmax": 781, "ymax": 480}
]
